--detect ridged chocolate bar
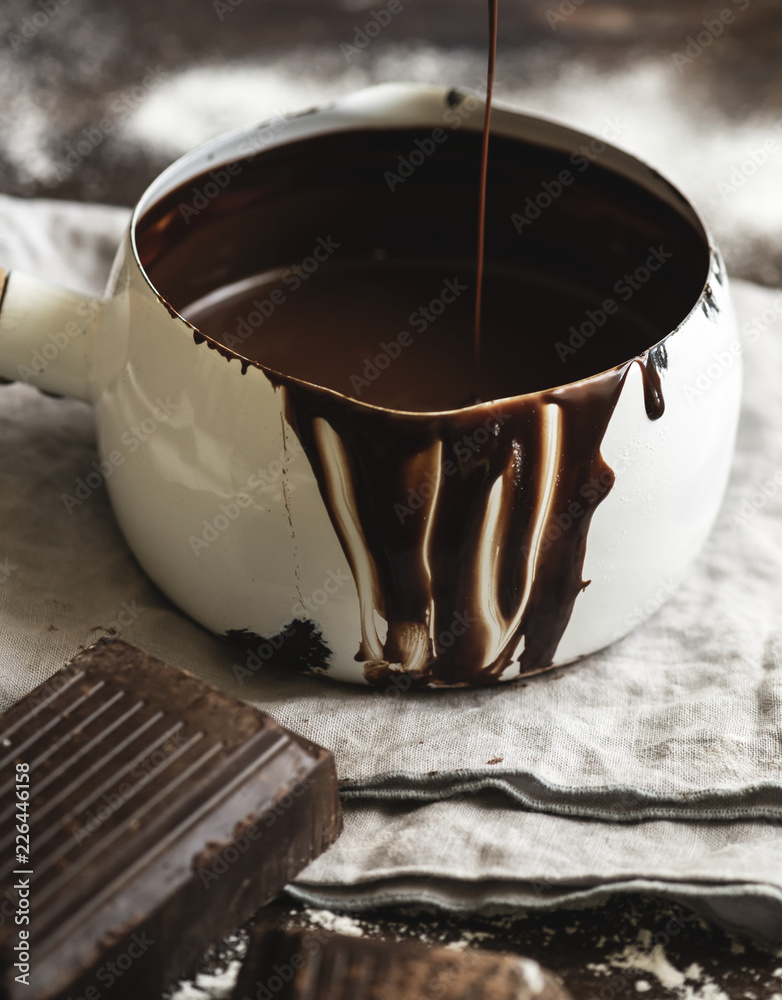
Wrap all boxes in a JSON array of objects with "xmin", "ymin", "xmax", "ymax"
[
  {"xmin": 232, "ymin": 926, "xmax": 571, "ymax": 1000},
  {"xmin": 0, "ymin": 640, "xmax": 342, "ymax": 1000}
]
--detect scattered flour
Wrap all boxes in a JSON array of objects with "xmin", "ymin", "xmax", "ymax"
[
  {"xmin": 444, "ymin": 929, "xmax": 494, "ymax": 950},
  {"xmin": 677, "ymin": 986, "xmax": 730, "ymax": 1000},
  {"xmin": 167, "ymin": 959, "xmax": 243, "ymax": 1000},
  {"xmin": 611, "ymin": 942, "xmax": 687, "ymax": 989},
  {"xmin": 166, "ymin": 932, "xmax": 246, "ymax": 1000},
  {"xmin": 598, "ymin": 934, "xmax": 737, "ymax": 1000},
  {"xmin": 302, "ymin": 907, "xmax": 368, "ymax": 937},
  {"xmin": 303, "ymin": 908, "xmax": 499, "ymax": 951},
  {"xmin": 457, "ymin": 929, "xmax": 493, "ymax": 944}
]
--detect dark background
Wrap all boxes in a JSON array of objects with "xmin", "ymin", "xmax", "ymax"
[
  {"xmin": 3, "ymin": 2, "xmax": 782, "ymax": 996},
  {"xmin": 2, "ymin": 0, "xmax": 782, "ymax": 283}
]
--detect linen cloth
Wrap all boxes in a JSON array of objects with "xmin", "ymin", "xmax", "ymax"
[{"xmin": 1, "ymin": 194, "xmax": 781, "ymax": 943}]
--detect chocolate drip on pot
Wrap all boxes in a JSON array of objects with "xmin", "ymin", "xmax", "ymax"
[
  {"xmin": 638, "ymin": 344, "xmax": 667, "ymax": 420},
  {"xmin": 192, "ymin": 329, "xmax": 252, "ymax": 374},
  {"xmin": 270, "ymin": 365, "xmax": 636, "ymax": 687}
]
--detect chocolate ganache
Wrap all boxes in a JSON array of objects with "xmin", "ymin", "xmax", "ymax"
[{"xmin": 136, "ymin": 99, "xmax": 709, "ymax": 686}]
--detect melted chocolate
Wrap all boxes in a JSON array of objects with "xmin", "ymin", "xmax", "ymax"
[
  {"xmin": 265, "ymin": 359, "xmax": 662, "ymax": 686},
  {"xmin": 472, "ymin": 0, "xmax": 499, "ymax": 399},
  {"xmin": 136, "ymin": 94, "xmax": 707, "ymax": 685},
  {"xmin": 179, "ymin": 259, "xmax": 655, "ymax": 410}
]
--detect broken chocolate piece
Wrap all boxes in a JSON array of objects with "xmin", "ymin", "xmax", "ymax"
[
  {"xmin": 0, "ymin": 639, "xmax": 342, "ymax": 1000},
  {"xmin": 232, "ymin": 926, "xmax": 571, "ymax": 1000}
]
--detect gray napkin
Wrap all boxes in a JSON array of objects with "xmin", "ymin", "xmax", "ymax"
[{"xmin": 1, "ymin": 194, "xmax": 781, "ymax": 944}]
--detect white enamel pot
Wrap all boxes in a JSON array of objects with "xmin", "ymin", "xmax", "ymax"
[{"xmin": 0, "ymin": 83, "xmax": 741, "ymax": 687}]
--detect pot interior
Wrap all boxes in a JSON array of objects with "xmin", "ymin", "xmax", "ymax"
[{"xmin": 135, "ymin": 123, "xmax": 710, "ymax": 408}]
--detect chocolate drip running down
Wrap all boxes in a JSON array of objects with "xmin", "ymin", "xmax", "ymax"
[{"xmin": 270, "ymin": 358, "xmax": 662, "ymax": 688}]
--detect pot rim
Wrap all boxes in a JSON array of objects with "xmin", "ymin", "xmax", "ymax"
[{"xmin": 128, "ymin": 81, "xmax": 720, "ymax": 419}]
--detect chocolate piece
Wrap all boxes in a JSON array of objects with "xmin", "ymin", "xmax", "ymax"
[
  {"xmin": 0, "ymin": 640, "xmax": 342, "ymax": 1000},
  {"xmin": 232, "ymin": 926, "xmax": 571, "ymax": 1000}
]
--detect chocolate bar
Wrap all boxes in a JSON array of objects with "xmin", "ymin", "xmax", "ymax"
[
  {"xmin": 0, "ymin": 640, "xmax": 342, "ymax": 1000},
  {"xmin": 233, "ymin": 926, "xmax": 571, "ymax": 1000}
]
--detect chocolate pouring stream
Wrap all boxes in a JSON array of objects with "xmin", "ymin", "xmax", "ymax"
[{"xmin": 472, "ymin": 0, "xmax": 499, "ymax": 399}]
